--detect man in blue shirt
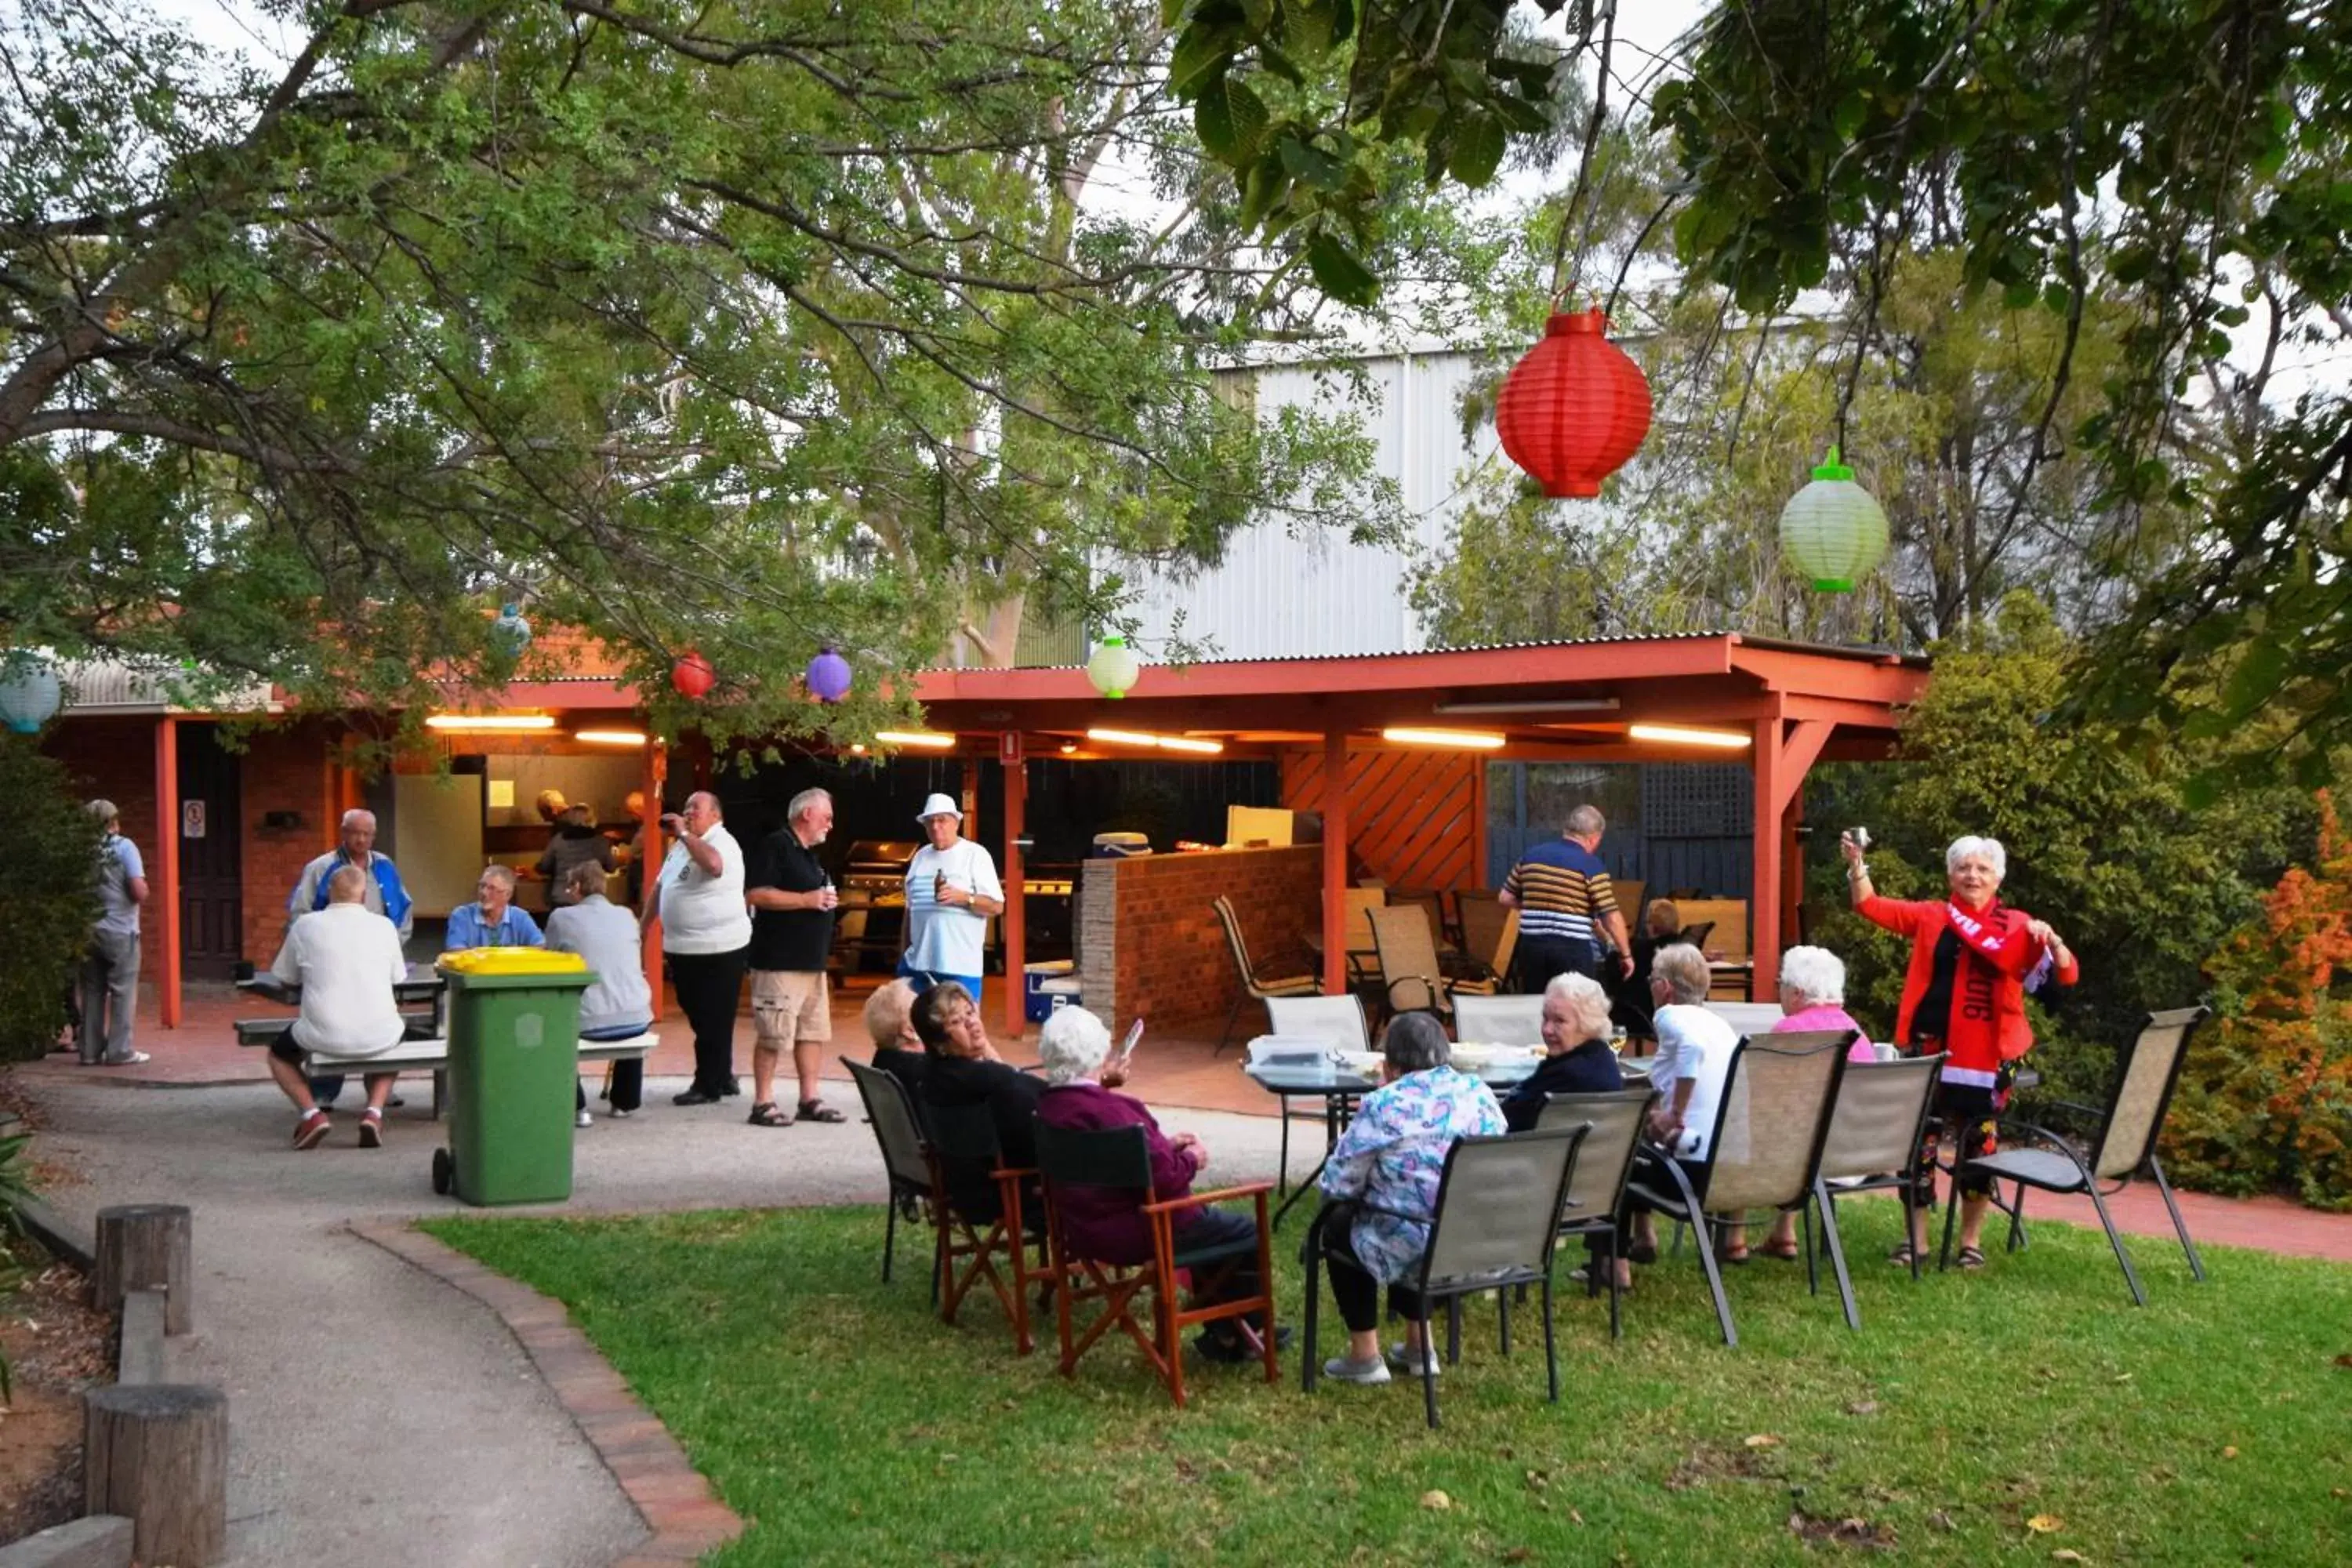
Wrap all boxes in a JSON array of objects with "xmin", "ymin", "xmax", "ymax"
[
  {"xmin": 1500, "ymin": 804, "xmax": 1633, "ymax": 993},
  {"xmin": 444, "ymin": 866, "xmax": 545, "ymax": 950}
]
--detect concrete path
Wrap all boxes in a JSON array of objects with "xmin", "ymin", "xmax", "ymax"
[{"xmin": 22, "ymin": 1071, "xmax": 1300, "ymax": 1568}]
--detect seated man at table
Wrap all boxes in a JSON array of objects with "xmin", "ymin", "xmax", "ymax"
[
  {"xmin": 1035, "ymin": 1006, "xmax": 1281, "ymax": 1364},
  {"xmin": 444, "ymin": 865, "xmax": 545, "ymax": 951},
  {"xmin": 914, "ymin": 981, "xmax": 1042, "ymax": 1221},
  {"xmin": 265, "ymin": 866, "xmax": 409, "ymax": 1150}
]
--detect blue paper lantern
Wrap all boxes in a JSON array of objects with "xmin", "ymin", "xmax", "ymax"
[
  {"xmin": 0, "ymin": 655, "xmax": 62, "ymax": 734},
  {"xmin": 807, "ymin": 645, "xmax": 852, "ymax": 703}
]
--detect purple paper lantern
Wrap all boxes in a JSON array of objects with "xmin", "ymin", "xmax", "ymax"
[{"xmin": 807, "ymin": 644, "xmax": 852, "ymax": 703}]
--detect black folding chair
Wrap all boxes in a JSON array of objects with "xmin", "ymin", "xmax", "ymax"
[
  {"xmin": 843, "ymin": 1058, "xmax": 935, "ymax": 1290},
  {"xmin": 922, "ymin": 1099, "xmax": 1047, "ymax": 1356}
]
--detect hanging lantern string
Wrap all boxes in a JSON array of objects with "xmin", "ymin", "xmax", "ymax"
[{"xmin": 1546, "ymin": 0, "xmax": 1620, "ymax": 310}]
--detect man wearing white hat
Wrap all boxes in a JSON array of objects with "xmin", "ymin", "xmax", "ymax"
[{"xmin": 900, "ymin": 793, "xmax": 1004, "ymax": 1010}]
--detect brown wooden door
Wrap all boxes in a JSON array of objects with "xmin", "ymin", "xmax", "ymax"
[{"xmin": 176, "ymin": 724, "xmax": 244, "ymax": 980}]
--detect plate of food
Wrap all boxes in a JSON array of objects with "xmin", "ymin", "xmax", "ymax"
[{"xmin": 1334, "ymin": 1049, "xmax": 1384, "ymax": 1078}]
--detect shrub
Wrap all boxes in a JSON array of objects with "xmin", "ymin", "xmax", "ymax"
[
  {"xmin": 0, "ymin": 735, "xmax": 104, "ymax": 1064},
  {"xmin": 2161, "ymin": 793, "xmax": 2352, "ymax": 1210}
]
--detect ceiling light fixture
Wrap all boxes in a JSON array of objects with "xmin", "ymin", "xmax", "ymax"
[
  {"xmin": 1085, "ymin": 727, "xmax": 1224, "ymax": 755},
  {"xmin": 573, "ymin": 729, "xmax": 648, "ymax": 746},
  {"xmin": 1628, "ymin": 723, "xmax": 1751, "ymax": 750},
  {"xmin": 1432, "ymin": 697, "xmax": 1620, "ymax": 715},
  {"xmin": 424, "ymin": 713, "xmax": 557, "ymax": 732},
  {"xmin": 1381, "ymin": 727, "xmax": 1506, "ymax": 750},
  {"xmin": 876, "ymin": 729, "xmax": 956, "ymax": 750}
]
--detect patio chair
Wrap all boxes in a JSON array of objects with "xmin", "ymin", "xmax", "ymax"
[
  {"xmin": 1451, "ymin": 993, "xmax": 1544, "ymax": 1047},
  {"xmin": 1939, "ymin": 1006, "xmax": 2212, "ymax": 1305},
  {"xmin": 922, "ymin": 1099, "xmax": 1047, "ymax": 1356},
  {"xmin": 843, "ymin": 1058, "xmax": 935, "ymax": 1290},
  {"xmin": 1212, "ymin": 895, "xmax": 1319, "ymax": 1055},
  {"xmin": 1033, "ymin": 1121, "xmax": 1277, "ymax": 1408},
  {"xmin": 1677, "ymin": 920, "xmax": 1715, "ymax": 954},
  {"xmin": 1621, "ymin": 1029, "xmax": 1854, "ymax": 1347},
  {"xmin": 1367, "ymin": 903, "xmax": 1458, "ymax": 1024},
  {"xmin": 1450, "ymin": 902, "xmax": 1519, "ymax": 994},
  {"xmin": 1537, "ymin": 1087, "xmax": 1657, "ymax": 1339},
  {"xmin": 1254, "ymin": 1001, "xmax": 1369, "ymax": 1189},
  {"xmin": 1302, "ymin": 1124, "xmax": 1588, "ymax": 1430},
  {"xmin": 1800, "ymin": 1052, "xmax": 1945, "ymax": 1326}
]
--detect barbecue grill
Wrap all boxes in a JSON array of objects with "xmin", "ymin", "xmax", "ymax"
[{"xmin": 834, "ymin": 838, "xmax": 921, "ymax": 967}]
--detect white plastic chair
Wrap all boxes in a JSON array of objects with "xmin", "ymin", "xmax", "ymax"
[
  {"xmin": 1452, "ymin": 994, "xmax": 1544, "ymax": 1046},
  {"xmin": 1263, "ymin": 995, "xmax": 1370, "ymax": 1055}
]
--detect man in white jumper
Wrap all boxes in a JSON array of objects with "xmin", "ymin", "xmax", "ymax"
[{"xmin": 264, "ymin": 866, "xmax": 409, "ymax": 1149}]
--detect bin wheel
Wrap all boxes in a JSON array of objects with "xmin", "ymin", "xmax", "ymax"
[{"xmin": 431, "ymin": 1146, "xmax": 452, "ymax": 1196}]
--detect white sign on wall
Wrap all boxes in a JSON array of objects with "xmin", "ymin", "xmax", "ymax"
[{"xmin": 182, "ymin": 800, "xmax": 206, "ymax": 840}]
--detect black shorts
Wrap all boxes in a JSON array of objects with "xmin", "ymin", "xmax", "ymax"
[{"xmin": 268, "ymin": 1029, "xmax": 307, "ymax": 1068}]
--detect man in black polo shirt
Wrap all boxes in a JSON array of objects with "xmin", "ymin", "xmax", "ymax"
[{"xmin": 744, "ymin": 787, "xmax": 844, "ymax": 1127}]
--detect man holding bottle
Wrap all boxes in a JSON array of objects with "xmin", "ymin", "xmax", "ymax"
[
  {"xmin": 744, "ymin": 787, "xmax": 847, "ymax": 1127},
  {"xmin": 899, "ymin": 792, "xmax": 1004, "ymax": 1013}
]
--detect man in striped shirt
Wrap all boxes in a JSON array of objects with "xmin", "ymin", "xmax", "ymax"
[{"xmin": 1500, "ymin": 804, "xmax": 1634, "ymax": 993}]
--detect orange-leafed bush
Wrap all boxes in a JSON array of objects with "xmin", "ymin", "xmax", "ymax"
[{"xmin": 2162, "ymin": 792, "xmax": 2352, "ymax": 1210}]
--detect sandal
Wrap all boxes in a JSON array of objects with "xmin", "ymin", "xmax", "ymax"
[
  {"xmin": 1627, "ymin": 1241, "xmax": 1659, "ymax": 1266},
  {"xmin": 746, "ymin": 1102, "xmax": 793, "ymax": 1128},
  {"xmin": 1956, "ymin": 1244, "xmax": 1987, "ymax": 1271},
  {"xmin": 795, "ymin": 1099, "xmax": 847, "ymax": 1124},
  {"xmin": 1759, "ymin": 1240, "xmax": 1803, "ymax": 1262},
  {"xmin": 1887, "ymin": 1242, "xmax": 1922, "ymax": 1268}
]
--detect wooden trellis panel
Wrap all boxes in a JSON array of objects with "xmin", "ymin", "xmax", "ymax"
[{"xmin": 1279, "ymin": 747, "xmax": 1483, "ymax": 892}]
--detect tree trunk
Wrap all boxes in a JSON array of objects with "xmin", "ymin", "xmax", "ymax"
[
  {"xmin": 83, "ymin": 1383, "xmax": 229, "ymax": 1566},
  {"xmin": 93, "ymin": 1204, "xmax": 194, "ymax": 1335}
]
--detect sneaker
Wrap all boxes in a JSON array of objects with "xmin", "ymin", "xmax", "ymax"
[
  {"xmin": 575, "ymin": 1109, "xmax": 593, "ymax": 1128},
  {"xmin": 358, "ymin": 1112, "xmax": 384, "ymax": 1149},
  {"xmin": 1320, "ymin": 1354, "xmax": 1392, "ymax": 1385},
  {"xmin": 292, "ymin": 1111, "xmax": 332, "ymax": 1151},
  {"xmin": 673, "ymin": 1089, "xmax": 719, "ymax": 1107},
  {"xmin": 97, "ymin": 1050, "xmax": 153, "ymax": 1065},
  {"xmin": 1385, "ymin": 1341, "xmax": 1442, "ymax": 1377},
  {"xmin": 609, "ymin": 1107, "xmax": 634, "ymax": 1120}
]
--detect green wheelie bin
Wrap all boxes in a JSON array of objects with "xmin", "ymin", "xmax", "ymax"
[{"xmin": 432, "ymin": 950, "xmax": 595, "ymax": 1206}]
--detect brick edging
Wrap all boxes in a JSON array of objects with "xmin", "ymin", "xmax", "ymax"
[{"xmin": 350, "ymin": 1221, "xmax": 745, "ymax": 1566}]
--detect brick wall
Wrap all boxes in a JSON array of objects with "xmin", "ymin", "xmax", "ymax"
[
  {"xmin": 1076, "ymin": 846, "xmax": 1319, "ymax": 1029},
  {"xmin": 42, "ymin": 717, "xmax": 165, "ymax": 990},
  {"xmin": 241, "ymin": 722, "xmax": 338, "ymax": 962}
]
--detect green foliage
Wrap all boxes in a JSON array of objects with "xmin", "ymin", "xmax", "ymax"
[
  {"xmin": 0, "ymin": 737, "xmax": 103, "ymax": 1065},
  {"xmin": 429, "ymin": 1202, "xmax": 2352, "ymax": 1565},
  {"xmin": 0, "ymin": 0, "xmax": 1408, "ymax": 747},
  {"xmin": 2162, "ymin": 795, "xmax": 2352, "ymax": 1210},
  {"xmin": 1803, "ymin": 595, "xmax": 2312, "ymax": 1111}
]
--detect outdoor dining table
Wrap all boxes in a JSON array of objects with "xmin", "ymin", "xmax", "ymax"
[
  {"xmin": 1245, "ymin": 1051, "xmax": 1552, "ymax": 1229},
  {"xmin": 239, "ymin": 964, "xmax": 450, "ymax": 1035}
]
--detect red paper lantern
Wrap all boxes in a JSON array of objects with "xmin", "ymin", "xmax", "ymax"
[
  {"xmin": 1494, "ymin": 309, "xmax": 1652, "ymax": 499},
  {"xmin": 670, "ymin": 650, "xmax": 716, "ymax": 699}
]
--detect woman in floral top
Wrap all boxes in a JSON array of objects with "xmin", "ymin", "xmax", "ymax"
[{"xmin": 1316, "ymin": 1012, "xmax": 1507, "ymax": 1385}]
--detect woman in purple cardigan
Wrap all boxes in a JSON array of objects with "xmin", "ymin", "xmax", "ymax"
[{"xmin": 1035, "ymin": 1007, "xmax": 1275, "ymax": 1364}]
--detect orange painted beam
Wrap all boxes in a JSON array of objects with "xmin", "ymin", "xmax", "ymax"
[
  {"xmin": 1749, "ymin": 712, "xmax": 1784, "ymax": 1005},
  {"xmin": 1001, "ymin": 752, "xmax": 1027, "ymax": 1040},
  {"xmin": 1321, "ymin": 729, "xmax": 1349, "ymax": 996},
  {"xmin": 154, "ymin": 717, "xmax": 182, "ymax": 1028},
  {"xmin": 641, "ymin": 739, "xmax": 666, "ymax": 1020}
]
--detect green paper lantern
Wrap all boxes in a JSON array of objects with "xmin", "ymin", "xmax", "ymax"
[
  {"xmin": 1778, "ymin": 448, "xmax": 1889, "ymax": 592},
  {"xmin": 1086, "ymin": 636, "xmax": 1141, "ymax": 700}
]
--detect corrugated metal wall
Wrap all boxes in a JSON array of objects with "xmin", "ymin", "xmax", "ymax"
[{"xmin": 1111, "ymin": 351, "xmax": 1501, "ymax": 659}]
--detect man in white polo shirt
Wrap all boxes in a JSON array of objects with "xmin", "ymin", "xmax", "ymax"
[
  {"xmin": 264, "ymin": 866, "xmax": 408, "ymax": 1149},
  {"xmin": 652, "ymin": 790, "xmax": 753, "ymax": 1107},
  {"xmin": 898, "ymin": 793, "xmax": 1004, "ymax": 1011}
]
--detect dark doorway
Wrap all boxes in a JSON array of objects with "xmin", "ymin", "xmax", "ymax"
[{"xmin": 176, "ymin": 723, "xmax": 245, "ymax": 979}]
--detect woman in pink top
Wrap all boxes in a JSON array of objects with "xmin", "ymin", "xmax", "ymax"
[{"xmin": 1759, "ymin": 946, "xmax": 1876, "ymax": 1259}]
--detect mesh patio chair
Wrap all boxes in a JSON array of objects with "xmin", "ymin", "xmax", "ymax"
[
  {"xmin": 1802, "ymin": 1052, "xmax": 1945, "ymax": 1327},
  {"xmin": 922, "ymin": 1099, "xmax": 1047, "ymax": 1356},
  {"xmin": 1456, "ymin": 897, "xmax": 1517, "ymax": 988},
  {"xmin": 843, "ymin": 1058, "xmax": 936, "ymax": 1290},
  {"xmin": 1452, "ymin": 993, "xmax": 1544, "ymax": 1047},
  {"xmin": 1940, "ymin": 1007, "xmax": 2212, "ymax": 1305},
  {"xmin": 1367, "ymin": 902, "xmax": 1457, "ymax": 1024},
  {"xmin": 1537, "ymin": 1087, "xmax": 1657, "ymax": 1339},
  {"xmin": 1033, "ymin": 1122, "xmax": 1278, "ymax": 1408},
  {"xmin": 1621, "ymin": 1029, "xmax": 1854, "ymax": 1346},
  {"xmin": 1302, "ymin": 1124, "xmax": 1588, "ymax": 1429},
  {"xmin": 1212, "ymin": 895, "xmax": 1319, "ymax": 1054}
]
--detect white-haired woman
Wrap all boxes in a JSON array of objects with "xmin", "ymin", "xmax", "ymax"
[
  {"xmin": 1501, "ymin": 971, "xmax": 1625, "ymax": 1132},
  {"xmin": 1755, "ymin": 946, "xmax": 1877, "ymax": 1259},
  {"xmin": 1033, "ymin": 1007, "xmax": 1273, "ymax": 1363},
  {"xmin": 1846, "ymin": 833, "xmax": 2078, "ymax": 1270}
]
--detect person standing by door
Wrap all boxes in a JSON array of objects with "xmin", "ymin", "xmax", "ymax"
[{"xmin": 80, "ymin": 799, "xmax": 151, "ymax": 1065}]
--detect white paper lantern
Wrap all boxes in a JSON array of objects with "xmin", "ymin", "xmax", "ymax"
[
  {"xmin": 1778, "ymin": 449, "xmax": 1889, "ymax": 592},
  {"xmin": 1086, "ymin": 636, "xmax": 1142, "ymax": 700},
  {"xmin": 0, "ymin": 655, "xmax": 62, "ymax": 734}
]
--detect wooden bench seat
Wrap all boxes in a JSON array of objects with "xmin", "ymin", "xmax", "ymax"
[{"xmin": 234, "ymin": 1029, "xmax": 659, "ymax": 1120}]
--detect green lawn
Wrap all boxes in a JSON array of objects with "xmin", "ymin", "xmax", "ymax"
[{"xmin": 426, "ymin": 1200, "xmax": 2352, "ymax": 1566}]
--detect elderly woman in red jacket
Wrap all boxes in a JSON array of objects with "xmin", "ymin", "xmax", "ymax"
[{"xmin": 1843, "ymin": 831, "xmax": 2078, "ymax": 1270}]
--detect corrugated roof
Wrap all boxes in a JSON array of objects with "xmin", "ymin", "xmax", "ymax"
[
  {"xmin": 58, "ymin": 659, "xmax": 281, "ymax": 715},
  {"xmin": 938, "ymin": 630, "xmax": 1927, "ymax": 674}
]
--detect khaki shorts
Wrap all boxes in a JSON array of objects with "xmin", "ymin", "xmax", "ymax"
[{"xmin": 751, "ymin": 969, "xmax": 832, "ymax": 1047}]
